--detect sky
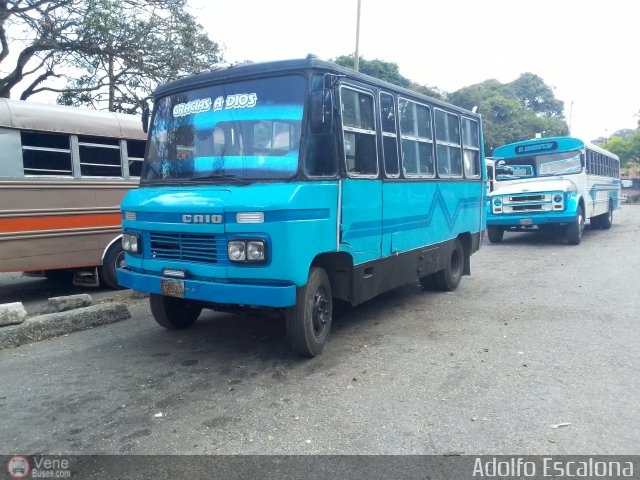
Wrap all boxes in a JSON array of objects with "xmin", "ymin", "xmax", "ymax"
[{"xmin": 187, "ymin": 0, "xmax": 639, "ymax": 142}]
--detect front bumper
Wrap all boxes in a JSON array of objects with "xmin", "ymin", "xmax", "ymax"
[
  {"xmin": 486, "ymin": 212, "xmax": 577, "ymax": 227},
  {"xmin": 117, "ymin": 268, "xmax": 297, "ymax": 308}
]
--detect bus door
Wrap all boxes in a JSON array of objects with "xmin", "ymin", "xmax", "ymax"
[{"xmin": 338, "ymin": 85, "xmax": 382, "ymax": 264}]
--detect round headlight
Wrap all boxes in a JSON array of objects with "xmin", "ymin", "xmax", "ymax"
[
  {"xmin": 247, "ymin": 241, "xmax": 265, "ymax": 261},
  {"xmin": 228, "ymin": 241, "xmax": 246, "ymax": 261},
  {"xmin": 493, "ymin": 198, "xmax": 502, "ymax": 207},
  {"xmin": 553, "ymin": 194, "xmax": 563, "ymax": 203}
]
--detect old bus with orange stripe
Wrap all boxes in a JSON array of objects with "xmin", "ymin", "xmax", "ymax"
[{"xmin": 0, "ymin": 99, "xmax": 146, "ymax": 288}]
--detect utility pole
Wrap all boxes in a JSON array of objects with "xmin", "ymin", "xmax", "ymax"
[
  {"xmin": 568, "ymin": 100, "xmax": 574, "ymax": 135},
  {"xmin": 354, "ymin": 0, "xmax": 361, "ymax": 71}
]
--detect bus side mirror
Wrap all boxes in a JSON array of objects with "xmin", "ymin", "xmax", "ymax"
[
  {"xmin": 310, "ymin": 89, "xmax": 333, "ymax": 133},
  {"xmin": 141, "ymin": 102, "xmax": 150, "ymax": 134}
]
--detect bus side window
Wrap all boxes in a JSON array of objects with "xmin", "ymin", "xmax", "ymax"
[
  {"xmin": 462, "ymin": 117, "xmax": 480, "ymax": 178},
  {"xmin": 398, "ymin": 98, "xmax": 434, "ymax": 178},
  {"xmin": 379, "ymin": 92, "xmax": 400, "ymax": 177},
  {"xmin": 78, "ymin": 135, "xmax": 122, "ymax": 177},
  {"xmin": 21, "ymin": 131, "xmax": 72, "ymax": 176},
  {"xmin": 127, "ymin": 139, "xmax": 146, "ymax": 177},
  {"xmin": 340, "ymin": 86, "xmax": 378, "ymax": 177},
  {"xmin": 435, "ymin": 109, "xmax": 462, "ymax": 178}
]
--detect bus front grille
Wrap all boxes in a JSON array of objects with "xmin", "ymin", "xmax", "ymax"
[{"xmin": 147, "ymin": 232, "xmax": 227, "ymax": 264}]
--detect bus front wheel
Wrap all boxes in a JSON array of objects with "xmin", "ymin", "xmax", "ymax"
[
  {"xmin": 434, "ymin": 239, "xmax": 464, "ymax": 291},
  {"xmin": 566, "ymin": 206, "xmax": 585, "ymax": 245},
  {"xmin": 150, "ymin": 294, "xmax": 202, "ymax": 329},
  {"xmin": 285, "ymin": 267, "xmax": 333, "ymax": 357},
  {"xmin": 487, "ymin": 227, "xmax": 504, "ymax": 243}
]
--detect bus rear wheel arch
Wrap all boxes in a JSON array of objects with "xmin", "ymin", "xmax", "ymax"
[{"xmin": 285, "ymin": 267, "xmax": 333, "ymax": 357}]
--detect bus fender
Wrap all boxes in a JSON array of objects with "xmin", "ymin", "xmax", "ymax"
[
  {"xmin": 565, "ymin": 193, "xmax": 583, "ymax": 218},
  {"xmin": 101, "ymin": 235, "xmax": 123, "ymax": 265}
]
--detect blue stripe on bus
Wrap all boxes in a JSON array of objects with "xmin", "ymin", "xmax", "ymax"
[{"xmin": 344, "ymin": 189, "xmax": 481, "ymax": 240}]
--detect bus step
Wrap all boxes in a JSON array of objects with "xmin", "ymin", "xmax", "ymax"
[{"xmin": 73, "ymin": 269, "xmax": 100, "ymax": 288}]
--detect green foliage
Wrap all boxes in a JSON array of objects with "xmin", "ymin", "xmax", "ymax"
[
  {"xmin": 332, "ymin": 55, "xmax": 412, "ymax": 88},
  {"xmin": 0, "ymin": 0, "xmax": 222, "ymax": 112},
  {"xmin": 601, "ymin": 131, "xmax": 640, "ymax": 166},
  {"xmin": 448, "ymin": 75, "xmax": 569, "ymax": 154}
]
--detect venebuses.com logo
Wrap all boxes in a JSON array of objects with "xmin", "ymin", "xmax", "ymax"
[{"xmin": 6, "ymin": 455, "xmax": 71, "ymax": 478}]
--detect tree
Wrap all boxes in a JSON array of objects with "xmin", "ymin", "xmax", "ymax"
[
  {"xmin": 0, "ymin": 0, "xmax": 222, "ymax": 112},
  {"xmin": 332, "ymin": 55, "xmax": 412, "ymax": 88},
  {"xmin": 601, "ymin": 131, "xmax": 640, "ymax": 167},
  {"xmin": 448, "ymin": 75, "xmax": 569, "ymax": 154}
]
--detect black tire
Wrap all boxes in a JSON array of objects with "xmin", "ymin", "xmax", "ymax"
[
  {"xmin": 99, "ymin": 241, "xmax": 126, "ymax": 289},
  {"xmin": 487, "ymin": 226, "xmax": 504, "ymax": 243},
  {"xmin": 434, "ymin": 239, "xmax": 464, "ymax": 291},
  {"xmin": 599, "ymin": 201, "xmax": 613, "ymax": 229},
  {"xmin": 149, "ymin": 293, "xmax": 202, "ymax": 329},
  {"xmin": 590, "ymin": 215, "xmax": 601, "ymax": 229},
  {"xmin": 419, "ymin": 273, "xmax": 438, "ymax": 290},
  {"xmin": 285, "ymin": 267, "xmax": 333, "ymax": 357},
  {"xmin": 566, "ymin": 205, "xmax": 585, "ymax": 245}
]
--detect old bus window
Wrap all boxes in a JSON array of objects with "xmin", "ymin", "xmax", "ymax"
[
  {"xmin": 380, "ymin": 92, "xmax": 399, "ymax": 177},
  {"xmin": 398, "ymin": 98, "xmax": 434, "ymax": 177},
  {"xmin": 435, "ymin": 109, "xmax": 462, "ymax": 178},
  {"xmin": 127, "ymin": 139, "xmax": 146, "ymax": 177},
  {"xmin": 462, "ymin": 117, "xmax": 480, "ymax": 178},
  {"xmin": 21, "ymin": 131, "xmax": 72, "ymax": 176},
  {"xmin": 78, "ymin": 135, "xmax": 122, "ymax": 177},
  {"xmin": 340, "ymin": 86, "xmax": 378, "ymax": 177}
]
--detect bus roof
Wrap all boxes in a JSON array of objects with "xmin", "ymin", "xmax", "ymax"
[
  {"xmin": 492, "ymin": 136, "xmax": 619, "ymax": 161},
  {"xmin": 0, "ymin": 98, "xmax": 146, "ymax": 140},
  {"xmin": 154, "ymin": 56, "xmax": 480, "ymax": 120}
]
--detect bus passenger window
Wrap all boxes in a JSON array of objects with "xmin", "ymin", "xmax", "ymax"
[
  {"xmin": 462, "ymin": 117, "xmax": 480, "ymax": 178},
  {"xmin": 435, "ymin": 109, "xmax": 462, "ymax": 178},
  {"xmin": 340, "ymin": 87, "xmax": 378, "ymax": 177},
  {"xmin": 380, "ymin": 93, "xmax": 399, "ymax": 177},
  {"xmin": 21, "ymin": 131, "xmax": 72, "ymax": 176},
  {"xmin": 127, "ymin": 139, "xmax": 146, "ymax": 177},
  {"xmin": 78, "ymin": 135, "xmax": 122, "ymax": 177},
  {"xmin": 398, "ymin": 98, "xmax": 433, "ymax": 177}
]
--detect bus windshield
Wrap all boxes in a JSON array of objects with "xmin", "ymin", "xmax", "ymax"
[
  {"xmin": 142, "ymin": 75, "xmax": 306, "ymax": 183},
  {"xmin": 495, "ymin": 150, "xmax": 582, "ymax": 180}
]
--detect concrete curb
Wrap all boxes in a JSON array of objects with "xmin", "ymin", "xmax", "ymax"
[{"xmin": 0, "ymin": 303, "xmax": 131, "ymax": 350}]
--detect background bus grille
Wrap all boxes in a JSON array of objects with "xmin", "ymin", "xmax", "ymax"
[
  {"xmin": 509, "ymin": 195, "xmax": 545, "ymax": 202},
  {"xmin": 147, "ymin": 232, "xmax": 227, "ymax": 264}
]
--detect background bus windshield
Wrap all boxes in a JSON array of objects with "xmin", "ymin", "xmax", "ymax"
[
  {"xmin": 495, "ymin": 151, "xmax": 582, "ymax": 180},
  {"xmin": 142, "ymin": 75, "xmax": 305, "ymax": 182}
]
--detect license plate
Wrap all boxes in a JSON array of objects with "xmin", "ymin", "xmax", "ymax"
[
  {"xmin": 161, "ymin": 279, "xmax": 184, "ymax": 298},
  {"xmin": 520, "ymin": 218, "xmax": 533, "ymax": 226}
]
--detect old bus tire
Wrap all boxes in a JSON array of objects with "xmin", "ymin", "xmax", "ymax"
[
  {"xmin": 487, "ymin": 226, "xmax": 504, "ymax": 243},
  {"xmin": 566, "ymin": 205, "xmax": 585, "ymax": 245},
  {"xmin": 149, "ymin": 294, "xmax": 202, "ymax": 330},
  {"xmin": 99, "ymin": 242, "xmax": 126, "ymax": 289},
  {"xmin": 435, "ymin": 239, "xmax": 464, "ymax": 291},
  {"xmin": 419, "ymin": 273, "xmax": 438, "ymax": 290},
  {"xmin": 285, "ymin": 267, "xmax": 333, "ymax": 357},
  {"xmin": 600, "ymin": 201, "xmax": 613, "ymax": 229}
]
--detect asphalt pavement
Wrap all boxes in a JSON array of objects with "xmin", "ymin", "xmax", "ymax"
[{"xmin": 1, "ymin": 205, "xmax": 638, "ymax": 455}]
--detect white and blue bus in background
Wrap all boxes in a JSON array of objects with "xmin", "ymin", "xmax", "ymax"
[
  {"xmin": 117, "ymin": 56, "xmax": 487, "ymax": 356},
  {"xmin": 487, "ymin": 137, "xmax": 620, "ymax": 245}
]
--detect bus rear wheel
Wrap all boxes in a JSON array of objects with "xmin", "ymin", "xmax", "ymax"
[
  {"xmin": 285, "ymin": 267, "xmax": 333, "ymax": 357},
  {"xmin": 566, "ymin": 206, "xmax": 585, "ymax": 245},
  {"xmin": 487, "ymin": 227, "xmax": 504, "ymax": 243},
  {"xmin": 599, "ymin": 201, "xmax": 613, "ymax": 229},
  {"xmin": 434, "ymin": 239, "xmax": 464, "ymax": 291},
  {"xmin": 149, "ymin": 294, "xmax": 202, "ymax": 329}
]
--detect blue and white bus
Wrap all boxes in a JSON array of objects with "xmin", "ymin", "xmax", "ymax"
[
  {"xmin": 487, "ymin": 136, "xmax": 620, "ymax": 245},
  {"xmin": 117, "ymin": 57, "xmax": 487, "ymax": 356}
]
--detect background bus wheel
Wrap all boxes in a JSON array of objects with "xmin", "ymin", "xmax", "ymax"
[
  {"xmin": 99, "ymin": 242, "xmax": 125, "ymax": 289},
  {"xmin": 435, "ymin": 239, "xmax": 464, "ymax": 291},
  {"xmin": 286, "ymin": 267, "xmax": 332, "ymax": 357},
  {"xmin": 487, "ymin": 227, "xmax": 504, "ymax": 243},
  {"xmin": 566, "ymin": 206, "xmax": 585, "ymax": 245},
  {"xmin": 600, "ymin": 201, "xmax": 613, "ymax": 229},
  {"xmin": 149, "ymin": 294, "xmax": 202, "ymax": 329}
]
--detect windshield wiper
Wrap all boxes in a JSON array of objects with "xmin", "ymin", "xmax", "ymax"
[{"xmin": 188, "ymin": 173, "xmax": 249, "ymax": 185}]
